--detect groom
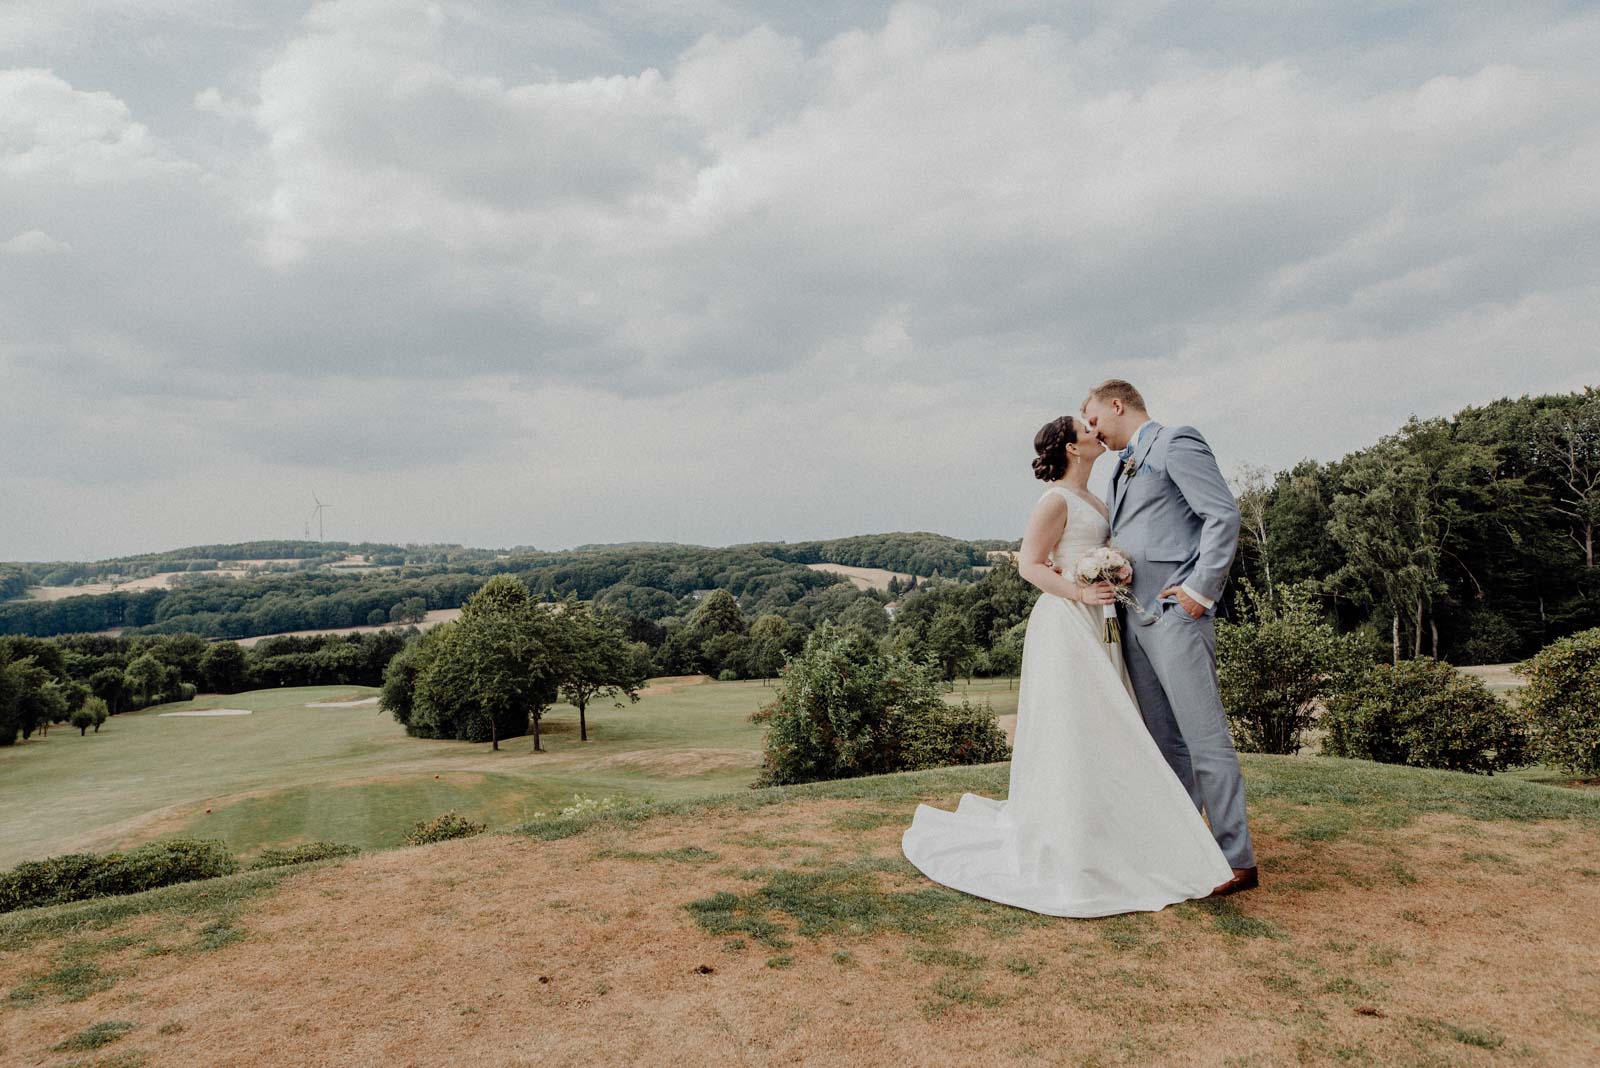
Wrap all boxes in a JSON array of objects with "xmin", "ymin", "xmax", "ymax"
[{"xmin": 1082, "ymin": 379, "xmax": 1258, "ymax": 896}]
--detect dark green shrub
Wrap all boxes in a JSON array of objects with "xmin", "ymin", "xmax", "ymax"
[
  {"xmin": 1216, "ymin": 582, "xmax": 1373, "ymax": 754},
  {"xmin": 247, "ymin": 842, "xmax": 362, "ymax": 870},
  {"xmin": 0, "ymin": 838, "xmax": 238, "ymax": 914},
  {"xmin": 899, "ymin": 698, "xmax": 1010, "ymax": 771},
  {"xmin": 1517, "ymin": 628, "xmax": 1600, "ymax": 777},
  {"xmin": 89, "ymin": 838, "xmax": 238, "ymax": 897},
  {"xmin": 751, "ymin": 622, "xmax": 1006, "ymax": 786},
  {"xmin": 403, "ymin": 811, "xmax": 486, "ymax": 846},
  {"xmin": 1321, "ymin": 658, "xmax": 1527, "ymax": 774}
]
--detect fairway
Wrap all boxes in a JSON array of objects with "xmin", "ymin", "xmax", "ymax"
[{"xmin": 0, "ymin": 678, "xmax": 787, "ymax": 866}]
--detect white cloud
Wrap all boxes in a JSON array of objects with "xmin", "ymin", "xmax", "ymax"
[
  {"xmin": 0, "ymin": 68, "xmax": 190, "ymax": 183},
  {"xmin": 1, "ymin": 1, "xmax": 1597, "ymax": 559},
  {"xmin": 0, "ymin": 228, "xmax": 69, "ymax": 255}
]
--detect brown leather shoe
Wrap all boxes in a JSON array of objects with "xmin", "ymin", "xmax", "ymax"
[{"xmin": 1210, "ymin": 866, "xmax": 1259, "ymax": 897}]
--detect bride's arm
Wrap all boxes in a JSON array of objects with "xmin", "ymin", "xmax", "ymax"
[{"xmin": 1017, "ymin": 495, "xmax": 1096, "ymax": 601}]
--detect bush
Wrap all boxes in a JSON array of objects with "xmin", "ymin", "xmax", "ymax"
[
  {"xmin": 899, "ymin": 698, "xmax": 1011, "ymax": 771},
  {"xmin": 1517, "ymin": 627, "xmax": 1600, "ymax": 777},
  {"xmin": 1321, "ymin": 658, "xmax": 1528, "ymax": 774},
  {"xmin": 403, "ymin": 811, "xmax": 486, "ymax": 846},
  {"xmin": 248, "ymin": 842, "xmax": 361, "ymax": 870},
  {"xmin": 176, "ymin": 682, "xmax": 198, "ymax": 701},
  {"xmin": 1216, "ymin": 582, "xmax": 1372, "ymax": 754},
  {"xmin": 0, "ymin": 838, "xmax": 239, "ymax": 914},
  {"xmin": 752, "ymin": 622, "xmax": 1006, "ymax": 786}
]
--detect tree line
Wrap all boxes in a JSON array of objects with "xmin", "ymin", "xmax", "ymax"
[
  {"xmin": 1230, "ymin": 388, "xmax": 1599, "ymax": 664},
  {"xmin": 0, "ymin": 534, "xmax": 1000, "ymax": 642},
  {"xmin": 0, "ymin": 630, "xmax": 412, "ymax": 745}
]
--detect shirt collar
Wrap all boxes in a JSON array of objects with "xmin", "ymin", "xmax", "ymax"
[{"xmin": 1120, "ymin": 419, "xmax": 1155, "ymax": 458}]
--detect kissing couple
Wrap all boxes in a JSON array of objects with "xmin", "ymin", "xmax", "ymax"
[{"xmin": 901, "ymin": 379, "xmax": 1258, "ymax": 917}]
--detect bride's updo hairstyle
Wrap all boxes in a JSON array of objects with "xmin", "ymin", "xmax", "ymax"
[{"xmin": 1032, "ymin": 416, "xmax": 1078, "ymax": 482}]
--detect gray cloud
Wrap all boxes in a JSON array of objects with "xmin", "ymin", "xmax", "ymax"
[{"xmin": 2, "ymin": 1, "xmax": 1597, "ymax": 559}]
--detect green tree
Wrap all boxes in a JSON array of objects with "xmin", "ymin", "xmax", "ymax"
[
  {"xmin": 70, "ymin": 704, "xmax": 95, "ymax": 735},
  {"xmin": 557, "ymin": 602, "xmax": 646, "ymax": 742},
  {"xmin": 837, "ymin": 598, "xmax": 888, "ymax": 635},
  {"xmin": 688, "ymin": 589, "xmax": 746, "ymax": 638},
  {"xmin": 1531, "ymin": 390, "xmax": 1600, "ymax": 569},
  {"xmin": 88, "ymin": 667, "xmax": 128, "ymax": 715},
  {"xmin": 746, "ymin": 614, "xmax": 794, "ymax": 682},
  {"xmin": 200, "ymin": 642, "xmax": 250, "ymax": 693},
  {"xmin": 926, "ymin": 603, "xmax": 976, "ymax": 682},
  {"xmin": 387, "ymin": 577, "xmax": 568, "ymax": 751},
  {"xmin": 124, "ymin": 653, "xmax": 168, "ymax": 708},
  {"xmin": 87, "ymin": 696, "xmax": 109, "ymax": 733}
]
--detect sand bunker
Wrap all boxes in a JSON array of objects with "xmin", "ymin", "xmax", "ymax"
[
  {"xmin": 306, "ymin": 697, "xmax": 380, "ymax": 708},
  {"xmin": 636, "ymin": 674, "xmax": 712, "ymax": 697},
  {"xmin": 159, "ymin": 708, "xmax": 253, "ymax": 717}
]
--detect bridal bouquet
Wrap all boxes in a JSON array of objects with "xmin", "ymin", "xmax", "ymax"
[{"xmin": 1072, "ymin": 547, "xmax": 1138, "ymax": 643}]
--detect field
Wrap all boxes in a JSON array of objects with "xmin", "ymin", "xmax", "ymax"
[
  {"xmin": 2, "ymin": 757, "xmax": 1598, "ymax": 1066},
  {"xmin": 232, "ymin": 608, "xmax": 462, "ymax": 648},
  {"xmin": 0, "ymin": 676, "xmax": 784, "ymax": 867},
  {"xmin": 803, "ymin": 563, "xmax": 916, "ymax": 591},
  {"xmin": 0, "ymin": 677, "xmax": 1019, "ymax": 870}
]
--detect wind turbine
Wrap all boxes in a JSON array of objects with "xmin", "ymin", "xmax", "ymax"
[{"xmin": 309, "ymin": 493, "xmax": 332, "ymax": 543}]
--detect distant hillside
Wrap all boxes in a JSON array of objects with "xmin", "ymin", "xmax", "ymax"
[{"xmin": 0, "ymin": 532, "xmax": 1009, "ymax": 639}]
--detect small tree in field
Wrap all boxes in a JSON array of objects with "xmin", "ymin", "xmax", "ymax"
[
  {"xmin": 70, "ymin": 704, "xmax": 95, "ymax": 735},
  {"xmin": 557, "ymin": 600, "xmax": 646, "ymax": 742},
  {"xmin": 88, "ymin": 697, "xmax": 108, "ymax": 733}
]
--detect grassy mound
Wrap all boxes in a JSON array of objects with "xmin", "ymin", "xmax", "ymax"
[{"xmin": 2, "ymin": 755, "xmax": 1598, "ymax": 1066}]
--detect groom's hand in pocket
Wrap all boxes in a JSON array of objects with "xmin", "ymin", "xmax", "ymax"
[{"xmin": 1159, "ymin": 585, "xmax": 1206, "ymax": 619}]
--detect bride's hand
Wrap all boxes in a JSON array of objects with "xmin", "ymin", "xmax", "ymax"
[{"xmin": 1079, "ymin": 581, "xmax": 1116, "ymax": 606}]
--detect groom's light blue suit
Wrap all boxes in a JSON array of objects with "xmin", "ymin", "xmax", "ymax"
[{"xmin": 1108, "ymin": 421, "xmax": 1255, "ymax": 869}]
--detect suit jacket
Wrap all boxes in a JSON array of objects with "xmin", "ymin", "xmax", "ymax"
[{"xmin": 1107, "ymin": 422, "xmax": 1240, "ymax": 615}]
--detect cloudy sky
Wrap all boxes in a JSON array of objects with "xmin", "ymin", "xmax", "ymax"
[{"xmin": 3, "ymin": 1, "xmax": 1597, "ymax": 562}]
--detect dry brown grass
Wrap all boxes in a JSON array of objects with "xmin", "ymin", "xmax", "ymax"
[{"xmin": 4, "ymin": 781, "xmax": 1597, "ymax": 1067}]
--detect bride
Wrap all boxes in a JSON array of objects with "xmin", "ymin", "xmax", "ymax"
[{"xmin": 900, "ymin": 415, "xmax": 1234, "ymax": 917}]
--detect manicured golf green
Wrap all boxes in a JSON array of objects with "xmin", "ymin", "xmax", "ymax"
[{"xmin": 0, "ymin": 678, "xmax": 788, "ymax": 865}]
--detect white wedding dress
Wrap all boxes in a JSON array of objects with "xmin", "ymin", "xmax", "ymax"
[{"xmin": 901, "ymin": 485, "xmax": 1234, "ymax": 917}]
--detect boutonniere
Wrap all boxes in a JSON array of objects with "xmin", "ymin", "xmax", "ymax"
[{"xmin": 1121, "ymin": 455, "xmax": 1139, "ymax": 480}]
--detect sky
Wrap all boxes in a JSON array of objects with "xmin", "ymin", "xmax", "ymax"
[{"xmin": 2, "ymin": 1, "xmax": 1597, "ymax": 562}]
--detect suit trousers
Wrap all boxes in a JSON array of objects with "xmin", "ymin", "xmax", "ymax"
[{"xmin": 1123, "ymin": 605, "xmax": 1255, "ymax": 869}]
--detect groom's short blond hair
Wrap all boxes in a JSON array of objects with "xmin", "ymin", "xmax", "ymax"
[{"xmin": 1084, "ymin": 379, "xmax": 1147, "ymax": 412}]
